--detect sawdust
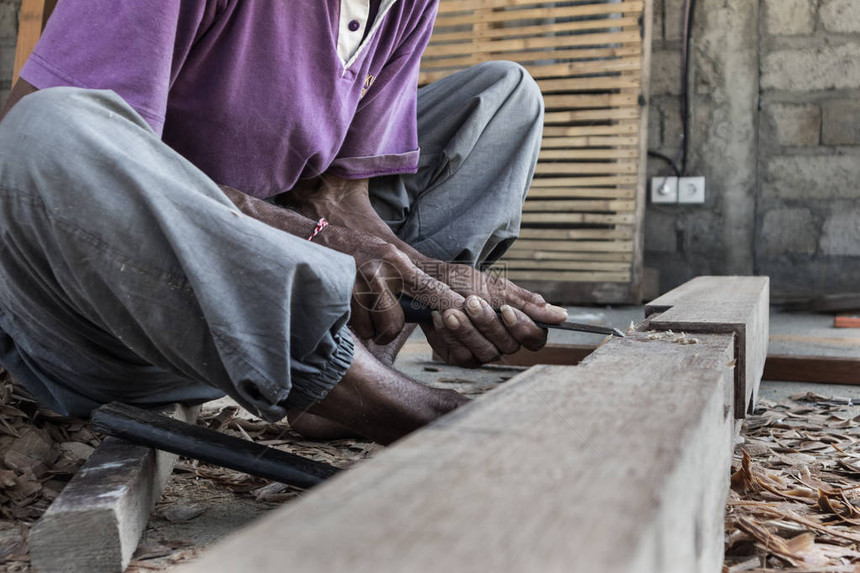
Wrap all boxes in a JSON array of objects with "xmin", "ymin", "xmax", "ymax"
[{"xmin": 726, "ymin": 392, "xmax": 860, "ymax": 572}]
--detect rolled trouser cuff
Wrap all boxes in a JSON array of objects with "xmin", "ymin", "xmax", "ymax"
[{"xmin": 284, "ymin": 326, "xmax": 354, "ymax": 411}]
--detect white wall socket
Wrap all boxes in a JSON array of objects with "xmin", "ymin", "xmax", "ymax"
[
  {"xmin": 678, "ymin": 176, "xmax": 706, "ymax": 204},
  {"xmin": 651, "ymin": 176, "xmax": 678, "ymax": 204}
]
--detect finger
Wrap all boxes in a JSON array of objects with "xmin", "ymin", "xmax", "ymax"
[
  {"xmin": 440, "ymin": 308, "xmax": 501, "ymax": 364},
  {"xmin": 368, "ymin": 287, "xmax": 405, "ymax": 345},
  {"xmin": 462, "ymin": 295, "xmax": 519, "ymax": 355},
  {"xmin": 507, "ymin": 286, "xmax": 568, "ymax": 325},
  {"xmin": 431, "ymin": 311, "xmax": 480, "ymax": 368},
  {"xmin": 500, "ymin": 304, "xmax": 548, "ymax": 352},
  {"xmin": 401, "ymin": 265, "xmax": 465, "ymax": 313}
]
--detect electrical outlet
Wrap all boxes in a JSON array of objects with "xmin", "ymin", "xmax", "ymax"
[
  {"xmin": 678, "ymin": 176, "xmax": 705, "ymax": 204},
  {"xmin": 651, "ymin": 176, "xmax": 678, "ymax": 204}
]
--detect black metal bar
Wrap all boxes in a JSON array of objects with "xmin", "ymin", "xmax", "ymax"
[{"xmin": 91, "ymin": 402, "xmax": 340, "ymax": 489}]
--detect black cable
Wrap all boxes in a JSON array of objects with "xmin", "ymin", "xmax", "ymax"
[
  {"xmin": 647, "ymin": 150, "xmax": 681, "ymax": 177},
  {"xmin": 681, "ymin": 0, "xmax": 697, "ymax": 176}
]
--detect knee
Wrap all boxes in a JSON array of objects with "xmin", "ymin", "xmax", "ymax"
[
  {"xmin": 3, "ymin": 87, "xmax": 132, "ymax": 145},
  {"xmin": 475, "ymin": 60, "xmax": 544, "ymax": 121}
]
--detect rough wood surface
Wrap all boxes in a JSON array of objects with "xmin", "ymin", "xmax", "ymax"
[
  {"xmin": 30, "ymin": 403, "xmax": 196, "ymax": 573},
  {"xmin": 179, "ymin": 332, "xmax": 736, "ymax": 573},
  {"xmin": 645, "ymin": 276, "xmax": 770, "ymax": 418}
]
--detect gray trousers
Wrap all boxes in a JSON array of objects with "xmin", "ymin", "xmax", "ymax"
[{"xmin": 0, "ymin": 61, "xmax": 543, "ymax": 420}]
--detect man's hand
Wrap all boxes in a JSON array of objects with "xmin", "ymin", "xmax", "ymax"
[{"xmin": 417, "ymin": 261, "xmax": 568, "ymax": 367}]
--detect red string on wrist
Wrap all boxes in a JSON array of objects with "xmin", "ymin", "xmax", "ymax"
[{"xmin": 307, "ymin": 217, "xmax": 329, "ymax": 241}]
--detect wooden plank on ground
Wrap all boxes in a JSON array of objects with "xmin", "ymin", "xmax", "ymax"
[
  {"xmin": 178, "ymin": 332, "xmax": 736, "ymax": 573},
  {"xmin": 645, "ymin": 276, "xmax": 770, "ymax": 418},
  {"xmin": 30, "ymin": 403, "xmax": 197, "ymax": 573},
  {"xmin": 763, "ymin": 355, "xmax": 860, "ymax": 385}
]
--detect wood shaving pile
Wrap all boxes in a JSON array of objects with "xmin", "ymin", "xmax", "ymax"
[{"xmin": 726, "ymin": 391, "xmax": 860, "ymax": 572}]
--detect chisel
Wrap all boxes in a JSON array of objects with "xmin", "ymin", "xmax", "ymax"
[{"xmin": 399, "ymin": 296, "xmax": 625, "ymax": 337}]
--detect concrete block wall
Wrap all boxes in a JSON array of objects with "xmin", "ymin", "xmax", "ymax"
[{"xmin": 646, "ymin": 0, "xmax": 860, "ymax": 298}]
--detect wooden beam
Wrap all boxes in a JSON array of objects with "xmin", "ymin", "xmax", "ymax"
[
  {"xmin": 30, "ymin": 403, "xmax": 196, "ymax": 573},
  {"xmin": 178, "ymin": 332, "xmax": 737, "ymax": 573},
  {"xmin": 645, "ymin": 276, "xmax": 770, "ymax": 418},
  {"xmin": 763, "ymin": 355, "xmax": 860, "ymax": 386}
]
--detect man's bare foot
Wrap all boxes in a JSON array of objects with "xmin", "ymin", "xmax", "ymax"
[
  {"xmin": 364, "ymin": 324, "xmax": 417, "ymax": 367},
  {"xmin": 303, "ymin": 341, "xmax": 468, "ymax": 445},
  {"xmin": 286, "ymin": 411, "xmax": 361, "ymax": 440}
]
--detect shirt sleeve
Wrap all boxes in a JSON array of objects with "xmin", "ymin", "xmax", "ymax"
[
  {"xmin": 19, "ymin": 0, "xmax": 219, "ymax": 136},
  {"xmin": 328, "ymin": 2, "xmax": 438, "ymax": 180}
]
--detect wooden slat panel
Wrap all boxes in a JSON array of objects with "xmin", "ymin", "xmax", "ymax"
[
  {"xmin": 422, "ymin": 46, "xmax": 642, "ymax": 69},
  {"xmin": 422, "ymin": 30, "xmax": 642, "ymax": 57},
  {"xmin": 435, "ymin": 1, "xmax": 644, "ymax": 24},
  {"xmin": 509, "ymin": 239, "xmax": 634, "ymax": 252},
  {"xmin": 542, "ymin": 124, "xmax": 639, "ymax": 137},
  {"xmin": 523, "ymin": 199, "xmax": 636, "ymax": 212},
  {"xmin": 541, "ymin": 135, "xmax": 640, "ymax": 148},
  {"xmin": 505, "ymin": 249, "xmax": 633, "ymax": 262},
  {"xmin": 544, "ymin": 106, "xmax": 640, "ymax": 123},
  {"xmin": 500, "ymin": 260, "xmax": 631, "ymax": 272},
  {"xmin": 534, "ymin": 162, "xmax": 638, "ymax": 175},
  {"xmin": 521, "ymin": 213, "xmax": 636, "ymax": 224},
  {"xmin": 526, "ymin": 187, "xmax": 637, "ymax": 199},
  {"xmin": 531, "ymin": 175, "xmax": 639, "ymax": 187},
  {"xmin": 518, "ymin": 227, "xmax": 634, "ymax": 240},
  {"xmin": 539, "ymin": 149, "xmax": 639, "ymax": 160},
  {"xmin": 430, "ymin": 17, "xmax": 641, "ymax": 43},
  {"xmin": 505, "ymin": 270, "xmax": 631, "ymax": 281},
  {"xmin": 420, "ymin": 0, "xmax": 649, "ymax": 301}
]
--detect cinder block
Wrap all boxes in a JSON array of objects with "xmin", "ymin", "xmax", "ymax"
[
  {"xmin": 765, "ymin": 103, "xmax": 821, "ymax": 146},
  {"xmin": 822, "ymin": 99, "xmax": 860, "ymax": 145},
  {"xmin": 820, "ymin": 0, "xmax": 860, "ymax": 34},
  {"xmin": 764, "ymin": 0, "xmax": 816, "ymax": 35},
  {"xmin": 821, "ymin": 209, "xmax": 860, "ymax": 256},
  {"xmin": 759, "ymin": 208, "xmax": 818, "ymax": 256},
  {"xmin": 650, "ymin": 50, "xmax": 682, "ymax": 96},
  {"xmin": 762, "ymin": 43, "xmax": 860, "ymax": 91},
  {"xmin": 763, "ymin": 155, "xmax": 860, "ymax": 200}
]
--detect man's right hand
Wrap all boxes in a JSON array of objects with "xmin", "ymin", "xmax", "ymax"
[{"xmin": 315, "ymin": 225, "xmax": 466, "ymax": 346}]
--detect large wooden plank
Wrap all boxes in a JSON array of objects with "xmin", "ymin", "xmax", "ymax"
[
  {"xmin": 763, "ymin": 354, "xmax": 860, "ymax": 385},
  {"xmin": 30, "ymin": 403, "xmax": 196, "ymax": 573},
  {"xmin": 179, "ymin": 331, "xmax": 736, "ymax": 573},
  {"xmin": 645, "ymin": 276, "xmax": 770, "ymax": 418}
]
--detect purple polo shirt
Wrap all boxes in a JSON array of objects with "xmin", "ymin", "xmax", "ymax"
[{"xmin": 20, "ymin": 0, "xmax": 437, "ymax": 198}]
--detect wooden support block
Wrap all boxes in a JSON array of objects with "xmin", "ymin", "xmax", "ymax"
[
  {"xmin": 178, "ymin": 332, "xmax": 736, "ymax": 573},
  {"xmin": 30, "ymin": 403, "xmax": 196, "ymax": 573},
  {"xmin": 645, "ymin": 276, "xmax": 770, "ymax": 418}
]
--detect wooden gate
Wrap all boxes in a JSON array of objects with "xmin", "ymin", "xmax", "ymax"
[{"xmin": 419, "ymin": 0, "xmax": 652, "ymax": 304}]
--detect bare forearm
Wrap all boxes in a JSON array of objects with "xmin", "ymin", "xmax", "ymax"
[
  {"xmin": 1, "ymin": 79, "xmax": 39, "ymax": 123},
  {"xmin": 218, "ymin": 184, "xmax": 319, "ymax": 239}
]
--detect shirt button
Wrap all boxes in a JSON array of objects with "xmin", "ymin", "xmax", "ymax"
[{"xmin": 348, "ymin": 19, "xmax": 361, "ymax": 32}]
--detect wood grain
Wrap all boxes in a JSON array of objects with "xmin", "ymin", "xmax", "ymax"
[
  {"xmin": 178, "ymin": 332, "xmax": 736, "ymax": 573},
  {"xmin": 30, "ymin": 403, "xmax": 197, "ymax": 573},
  {"xmin": 645, "ymin": 276, "xmax": 770, "ymax": 418}
]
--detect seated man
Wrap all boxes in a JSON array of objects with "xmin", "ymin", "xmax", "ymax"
[{"xmin": 0, "ymin": 0, "xmax": 566, "ymax": 444}]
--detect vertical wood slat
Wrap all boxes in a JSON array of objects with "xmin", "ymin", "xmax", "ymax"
[
  {"xmin": 12, "ymin": 0, "xmax": 55, "ymax": 83},
  {"xmin": 420, "ymin": 0, "xmax": 652, "ymax": 304}
]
